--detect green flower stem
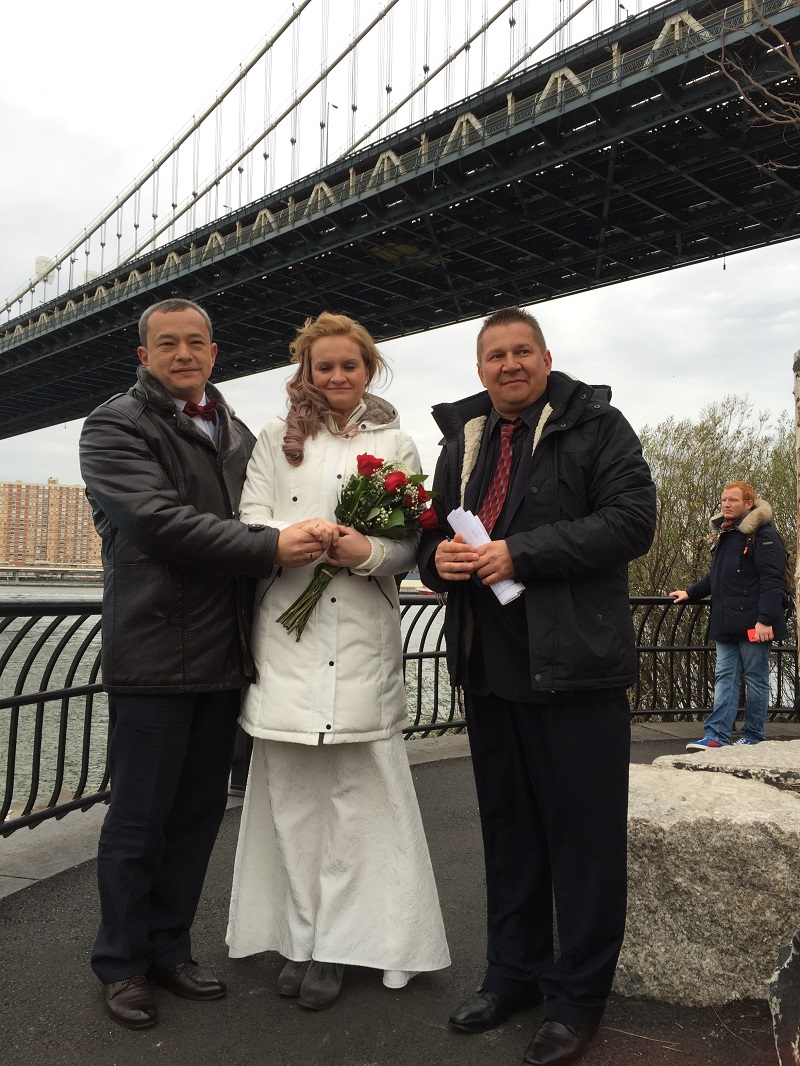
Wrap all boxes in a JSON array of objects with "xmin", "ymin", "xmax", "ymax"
[{"xmin": 276, "ymin": 563, "xmax": 342, "ymax": 641}]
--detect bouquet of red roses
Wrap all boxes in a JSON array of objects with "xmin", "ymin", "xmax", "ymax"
[{"xmin": 277, "ymin": 453, "xmax": 438, "ymax": 640}]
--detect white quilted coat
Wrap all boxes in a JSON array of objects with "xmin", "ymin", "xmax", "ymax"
[{"xmin": 238, "ymin": 395, "xmax": 421, "ymax": 744}]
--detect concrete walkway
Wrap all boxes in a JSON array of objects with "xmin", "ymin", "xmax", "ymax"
[{"xmin": 2, "ymin": 723, "xmax": 796, "ymax": 1065}]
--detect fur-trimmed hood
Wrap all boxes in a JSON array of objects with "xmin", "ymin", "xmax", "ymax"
[
  {"xmin": 709, "ymin": 498, "xmax": 773, "ymax": 535},
  {"xmin": 357, "ymin": 392, "xmax": 399, "ymax": 428}
]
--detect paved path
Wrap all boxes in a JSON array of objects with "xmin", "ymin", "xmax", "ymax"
[{"xmin": 2, "ymin": 723, "xmax": 796, "ymax": 1065}]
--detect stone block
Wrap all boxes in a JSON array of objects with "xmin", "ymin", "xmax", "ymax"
[
  {"xmin": 653, "ymin": 738, "xmax": 800, "ymax": 793},
  {"xmin": 616, "ymin": 761, "xmax": 800, "ymax": 1006}
]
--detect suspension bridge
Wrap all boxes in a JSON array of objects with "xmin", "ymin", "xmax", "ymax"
[{"xmin": 1, "ymin": 0, "xmax": 798, "ymax": 440}]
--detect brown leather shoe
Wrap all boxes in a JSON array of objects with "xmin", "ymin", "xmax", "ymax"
[
  {"xmin": 150, "ymin": 962, "xmax": 226, "ymax": 1001},
  {"xmin": 104, "ymin": 975, "xmax": 157, "ymax": 1029}
]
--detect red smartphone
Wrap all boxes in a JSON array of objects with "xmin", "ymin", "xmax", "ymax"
[{"xmin": 747, "ymin": 628, "xmax": 758, "ymax": 642}]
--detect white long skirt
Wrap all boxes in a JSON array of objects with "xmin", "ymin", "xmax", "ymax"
[{"xmin": 226, "ymin": 733, "xmax": 450, "ymax": 978}]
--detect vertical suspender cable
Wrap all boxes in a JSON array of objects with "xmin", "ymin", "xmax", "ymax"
[
  {"xmin": 408, "ymin": 0, "xmax": 417, "ymax": 124},
  {"xmin": 263, "ymin": 48, "xmax": 273, "ymax": 195},
  {"xmin": 494, "ymin": 0, "xmax": 594, "ymax": 81},
  {"xmin": 463, "ymin": 0, "xmax": 471, "ymax": 98},
  {"xmin": 422, "ymin": 0, "xmax": 431, "ymax": 116},
  {"xmin": 133, "ymin": 189, "xmax": 142, "ymax": 254},
  {"xmin": 291, "ymin": 12, "xmax": 300, "ymax": 182},
  {"xmin": 383, "ymin": 6, "xmax": 394, "ymax": 133},
  {"xmin": 151, "ymin": 168, "xmax": 159, "ymax": 233},
  {"xmin": 239, "ymin": 69, "xmax": 248, "ymax": 206},
  {"xmin": 130, "ymin": 0, "xmax": 404, "ymax": 262},
  {"xmin": 481, "ymin": 0, "xmax": 488, "ymax": 88},
  {"xmin": 444, "ymin": 0, "xmax": 452, "ymax": 105},
  {"xmin": 344, "ymin": 0, "xmax": 516, "ymax": 155},
  {"xmin": 349, "ymin": 0, "xmax": 360, "ymax": 147},
  {"xmin": 115, "ymin": 204, "xmax": 123, "ymax": 268},
  {"xmin": 193, "ymin": 124, "xmax": 201, "ymax": 231},
  {"xmin": 2, "ymin": 0, "xmax": 317, "ymax": 317},
  {"xmin": 214, "ymin": 103, "xmax": 223, "ymax": 219},
  {"xmin": 171, "ymin": 152, "xmax": 179, "ymax": 241},
  {"xmin": 319, "ymin": 0, "xmax": 330, "ymax": 168}
]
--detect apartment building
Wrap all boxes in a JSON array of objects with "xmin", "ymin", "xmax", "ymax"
[{"xmin": 0, "ymin": 478, "xmax": 101, "ymax": 567}]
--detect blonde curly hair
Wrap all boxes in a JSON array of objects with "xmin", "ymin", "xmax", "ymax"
[{"xmin": 282, "ymin": 312, "xmax": 390, "ymax": 466}]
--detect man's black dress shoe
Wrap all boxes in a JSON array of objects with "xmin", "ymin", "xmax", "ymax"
[
  {"xmin": 449, "ymin": 988, "xmax": 540, "ymax": 1033},
  {"xmin": 104, "ymin": 975, "xmax": 157, "ymax": 1029},
  {"xmin": 523, "ymin": 1020, "xmax": 598, "ymax": 1066},
  {"xmin": 150, "ymin": 962, "xmax": 227, "ymax": 1001}
]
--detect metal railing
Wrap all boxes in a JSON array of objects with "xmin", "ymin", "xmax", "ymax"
[{"xmin": 2, "ymin": 593, "xmax": 797, "ymax": 837}]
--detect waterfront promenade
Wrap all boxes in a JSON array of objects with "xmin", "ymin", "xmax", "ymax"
[{"xmin": 3, "ymin": 723, "xmax": 795, "ymax": 1066}]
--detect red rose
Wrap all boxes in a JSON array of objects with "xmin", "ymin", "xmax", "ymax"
[
  {"xmin": 384, "ymin": 470, "xmax": 408, "ymax": 494},
  {"xmin": 356, "ymin": 453, "xmax": 383, "ymax": 477},
  {"xmin": 416, "ymin": 485, "xmax": 430, "ymax": 503},
  {"xmin": 418, "ymin": 506, "xmax": 438, "ymax": 530}
]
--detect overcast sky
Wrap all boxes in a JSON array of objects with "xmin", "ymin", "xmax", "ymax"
[{"xmin": 1, "ymin": 0, "xmax": 797, "ymax": 485}]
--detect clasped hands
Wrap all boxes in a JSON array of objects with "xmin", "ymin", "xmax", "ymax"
[
  {"xmin": 274, "ymin": 517, "xmax": 371, "ymax": 568},
  {"xmin": 435, "ymin": 532, "xmax": 514, "ymax": 585}
]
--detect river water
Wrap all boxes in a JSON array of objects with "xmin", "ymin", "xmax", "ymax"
[{"xmin": 1, "ymin": 584, "xmax": 106, "ymax": 818}]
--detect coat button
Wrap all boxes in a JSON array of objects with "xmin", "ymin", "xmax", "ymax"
[
  {"xmin": 331, "ymin": 597, "xmax": 336, "ymax": 602},
  {"xmin": 530, "ymin": 486, "xmax": 538, "ymax": 495},
  {"xmin": 292, "ymin": 496, "xmax": 297, "ymax": 502},
  {"xmin": 337, "ymin": 474, "xmax": 343, "ymax": 479},
  {"xmin": 326, "ymin": 724, "xmax": 332, "ymax": 729},
  {"xmin": 534, "ymin": 673, "xmax": 542, "ymax": 683},
  {"xmin": 329, "ymin": 660, "xmax": 334, "ymax": 666}
]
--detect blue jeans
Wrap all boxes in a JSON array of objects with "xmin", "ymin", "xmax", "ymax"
[{"xmin": 703, "ymin": 640, "xmax": 770, "ymax": 744}]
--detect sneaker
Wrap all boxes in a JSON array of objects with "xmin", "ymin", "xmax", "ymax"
[
  {"xmin": 685, "ymin": 737, "xmax": 726, "ymax": 752},
  {"xmin": 733, "ymin": 737, "xmax": 761, "ymax": 746}
]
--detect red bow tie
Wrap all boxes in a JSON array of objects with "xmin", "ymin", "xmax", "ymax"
[{"xmin": 183, "ymin": 398, "xmax": 218, "ymax": 421}]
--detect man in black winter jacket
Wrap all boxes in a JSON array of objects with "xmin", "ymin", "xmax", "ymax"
[
  {"xmin": 80, "ymin": 299, "xmax": 335, "ymax": 1030},
  {"xmin": 670, "ymin": 481, "xmax": 788, "ymax": 751},
  {"xmin": 418, "ymin": 307, "xmax": 655, "ymax": 1066}
]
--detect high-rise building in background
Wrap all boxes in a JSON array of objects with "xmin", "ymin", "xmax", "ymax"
[{"xmin": 0, "ymin": 479, "xmax": 101, "ymax": 567}]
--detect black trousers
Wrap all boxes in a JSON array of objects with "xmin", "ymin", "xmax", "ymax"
[
  {"xmin": 91, "ymin": 690, "xmax": 240, "ymax": 983},
  {"xmin": 465, "ymin": 692, "xmax": 630, "ymax": 1028}
]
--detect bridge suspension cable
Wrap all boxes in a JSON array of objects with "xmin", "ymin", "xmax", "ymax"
[
  {"xmin": 4, "ymin": 0, "xmax": 675, "ymax": 321},
  {"xmin": 1, "ymin": 0, "xmax": 316, "ymax": 317}
]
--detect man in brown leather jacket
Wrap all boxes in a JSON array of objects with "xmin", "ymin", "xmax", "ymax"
[{"xmin": 80, "ymin": 299, "xmax": 331, "ymax": 1029}]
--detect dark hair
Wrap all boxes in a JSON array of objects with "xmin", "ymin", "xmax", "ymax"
[
  {"xmin": 476, "ymin": 307, "xmax": 547, "ymax": 361},
  {"xmin": 138, "ymin": 299, "xmax": 213, "ymax": 346},
  {"xmin": 282, "ymin": 312, "xmax": 390, "ymax": 466}
]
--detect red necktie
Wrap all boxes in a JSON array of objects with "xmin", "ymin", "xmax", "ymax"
[
  {"xmin": 183, "ymin": 398, "xmax": 218, "ymax": 420},
  {"xmin": 477, "ymin": 419, "xmax": 520, "ymax": 535}
]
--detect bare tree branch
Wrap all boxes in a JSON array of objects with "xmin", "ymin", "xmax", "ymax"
[{"xmin": 704, "ymin": 0, "xmax": 800, "ymax": 169}]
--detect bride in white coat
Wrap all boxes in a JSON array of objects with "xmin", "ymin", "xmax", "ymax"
[{"xmin": 226, "ymin": 312, "xmax": 449, "ymax": 1009}]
